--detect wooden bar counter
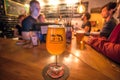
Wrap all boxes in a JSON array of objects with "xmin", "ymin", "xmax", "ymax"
[{"xmin": 0, "ymin": 37, "xmax": 120, "ymax": 80}]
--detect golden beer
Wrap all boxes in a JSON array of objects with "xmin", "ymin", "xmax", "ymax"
[
  {"xmin": 46, "ymin": 25, "xmax": 66, "ymax": 55},
  {"xmin": 76, "ymin": 30, "xmax": 85, "ymax": 44}
]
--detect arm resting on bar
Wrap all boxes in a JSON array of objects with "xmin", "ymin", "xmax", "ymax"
[{"xmin": 88, "ymin": 37, "xmax": 120, "ymax": 64}]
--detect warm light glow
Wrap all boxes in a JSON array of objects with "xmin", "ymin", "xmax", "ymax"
[
  {"xmin": 24, "ymin": 4, "xmax": 29, "ymax": 14},
  {"xmin": 64, "ymin": 54, "xmax": 72, "ymax": 63},
  {"xmin": 64, "ymin": 57, "xmax": 72, "ymax": 63},
  {"xmin": 77, "ymin": 4, "xmax": 86, "ymax": 13},
  {"xmin": 65, "ymin": 0, "xmax": 78, "ymax": 4},
  {"xmin": 24, "ymin": 4, "xmax": 29, "ymax": 8},
  {"xmin": 74, "ymin": 58, "xmax": 79, "ymax": 63},
  {"xmin": 8, "ymin": 18, "xmax": 12, "ymax": 20},
  {"xmin": 74, "ymin": 50, "xmax": 80, "ymax": 57},
  {"xmin": 50, "ymin": 56, "xmax": 56, "ymax": 61},
  {"xmin": 37, "ymin": 0, "xmax": 45, "ymax": 6},
  {"xmin": 68, "ymin": 54, "xmax": 72, "ymax": 58},
  {"xmin": 63, "ymin": 53, "xmax": 80, "ymax": 64},
  {"xmin": 48, "ymin": 0, "xmax": 59, "ymax": 6},
  {"xmin": 40, "ymin": 1, "xmax": 45, "ymax": 6}
]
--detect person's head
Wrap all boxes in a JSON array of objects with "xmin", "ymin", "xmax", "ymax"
[
  {"xmin": 18, "ymin": 14, "xmax": 26, "ymax": 23},
  {"xmin": 38, "ymin": 13, "xmax": 46, "ymax": 23},
  {"xmin": 101, "ymin": 2, "xmax": 117, "ymax": 19},
  {"xmin": 29, "ymin": 0, "xmax": 40, "ymax": 19},
  {"xmin": 81, "ymin": 12, "xmax": 91, "ymax": 21}
]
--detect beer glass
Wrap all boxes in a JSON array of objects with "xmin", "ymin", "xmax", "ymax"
[{"xmin": 46, "ymin": 25, "xmax": 66, "ymax": 78}]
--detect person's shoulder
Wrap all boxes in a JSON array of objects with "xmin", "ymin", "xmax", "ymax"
[
  {"xmin": 87, "ymin": 21, "xmax": 91, "ymax": 24},
  {"xmin": 105, "ymin": 18, "xmax": 116, "ymax": 27},
  {"xmin": 23, "ymin": 16, "xmax": 33, "ymax": 22},
  {"xmin": 117, "ymin": 23, "xmax": 120, "ymax": 26},
  {"xmin": 23, "ymin": 16, "xmax": 30, "ymax": 21},
  {"xmin": 86, "ymin": 21, "xmax": 91, "ymax": 26},
  {"xmin": 109, "ymin": 18, "xmax": 117, "ymax": 24}
]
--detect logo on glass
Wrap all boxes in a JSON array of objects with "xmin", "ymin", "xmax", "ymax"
[{"xmin": 50, "ymin": 34, "xmax": 63, "ymax": 43}]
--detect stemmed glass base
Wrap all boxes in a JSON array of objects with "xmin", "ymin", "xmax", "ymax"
[
  {"xmin": 47, "ymin": 56, "xmax": 64, "ymax": 78},
  {"xmin": 47, "ymin": 63, "xmax": 64, "ymax": 78},
  {"xmin": 42, "ymin": 63, "xmax": 69, "ymax": 80}
]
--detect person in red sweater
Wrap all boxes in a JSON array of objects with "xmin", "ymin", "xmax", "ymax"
[{"xmin": 86, "ymin": 23, "xmax": 120, "ymax": 64}]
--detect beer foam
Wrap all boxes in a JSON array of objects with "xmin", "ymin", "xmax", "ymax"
[{"xmin": 76, "ymin": 30, "xmax": 85, "ymax": 33}]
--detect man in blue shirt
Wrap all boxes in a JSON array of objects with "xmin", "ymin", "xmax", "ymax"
[{"xmin": 22, "ymin": 0, "xmax": 40, "ymax": 48}]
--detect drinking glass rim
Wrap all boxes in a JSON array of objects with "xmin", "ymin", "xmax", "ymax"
[
  {"xmin": 48, "ymin": 25, "xmax": 64, "ymax": 28},
  {"xmin": 76, "ymin": 30, "xmax": 85, "ymax": 33}
]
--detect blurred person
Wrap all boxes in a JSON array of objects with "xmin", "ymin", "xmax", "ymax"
[
  {"xmin": 81, "ymin": 12, "xmax": 91, "ymax": 33},
  {"xmin": 86, "ymin": 23, "xmax": 120, "ymax": 64},
  {"xmin": 100, "ymin": 2, "xmax": 117, "ymax": 38},
  {"xmin": 73, "ymin": 22, "xmax": 80, "ymax": 31},
  {"xmin": 85, "ymin": 2, "xmax": 120, "ymax": 64},
  {"xmin": 22, "ymin": 0, "xmax": 40, "ymax": 48},
  {"xmin": 14, "ymin": 14, "xmax": 26, "ymax": 40},
  {"xmin": 38, "ymin": 13, "xmax": 47, "ymax": 23},
  {"xmin": 58, "ymin": 15, "xmax": 65, "ymax": 25},
  {"xmin": 38, "ymin": 13, "xmax": 47, "ymax": 43}
]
